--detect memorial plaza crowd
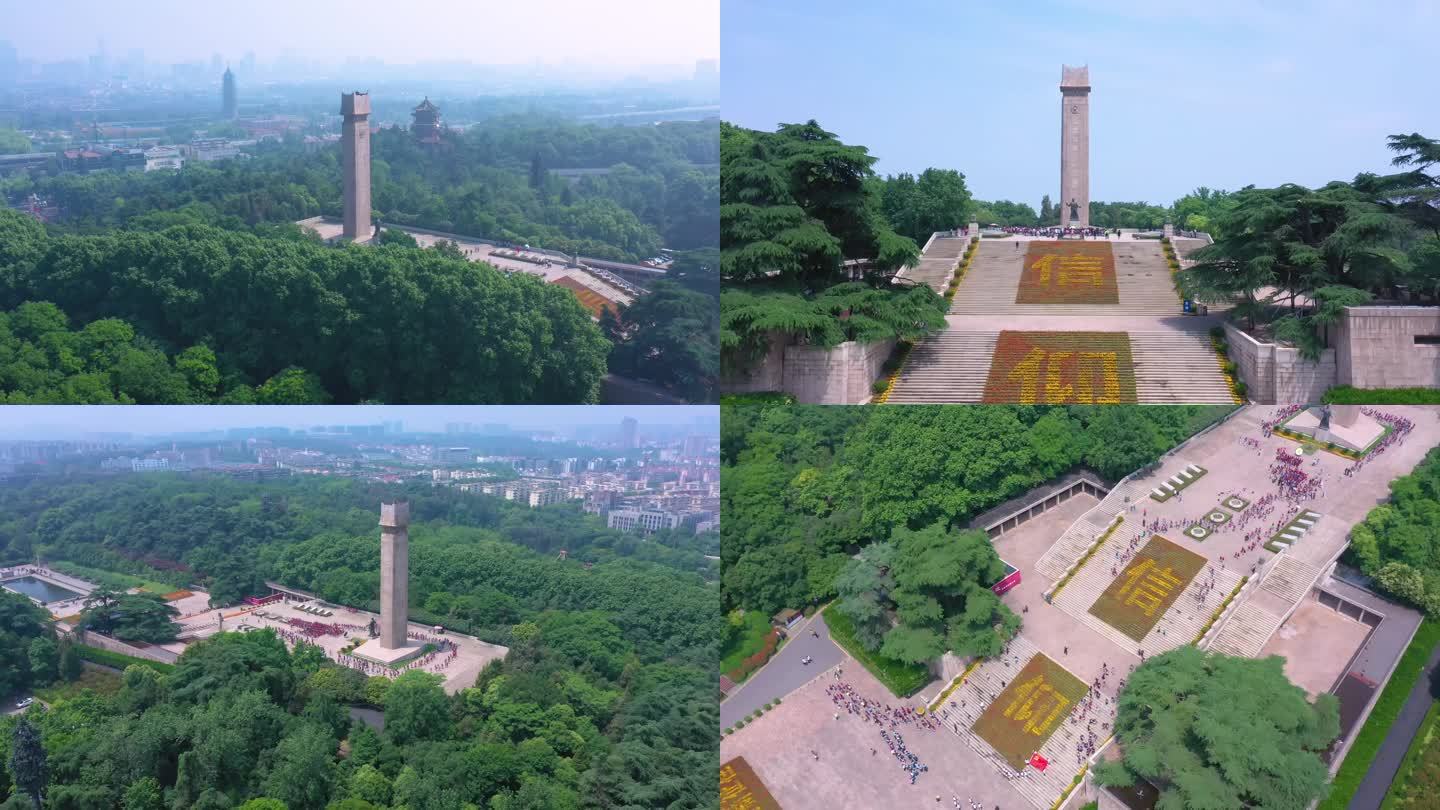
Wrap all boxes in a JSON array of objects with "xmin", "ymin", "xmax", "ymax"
[{"xmin": 999, "ymin": 225, "xmax": 1113, "ymax": 239}]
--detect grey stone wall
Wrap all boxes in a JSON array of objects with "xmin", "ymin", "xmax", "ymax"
[
  {"xmin": 75, "ymin": 630, "xmax": 179, "ymax": 664},
  {"xmin": 720, "ymin": 335, "xmax": 895, "ymax": 404},
  {"xmin": 1225, "ymin": 322, "xmax": 1336, "ymax": 403},
  {"xmin": 782, "ymin": 338, "xmax": 895, "ymax": 404},
  {"xmin": 720, "ymin": 330, "xmax": 789, "ymax": 394},
  {"xmin": 1336, "ymin": 306, "xmax": 1440, "ymax": 389}
]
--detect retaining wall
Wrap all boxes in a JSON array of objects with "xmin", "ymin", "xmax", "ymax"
[
  {"xmin": 1224, "ymin": 323, "xmax": 1336, "ymax": 403},
  {"xmin": 1336, "ymin": 306, "xmax": 1440, "ymax": 389},
  {"xmin": 76, "ymin": 631, "xmax": 179, "ymax": 664},
  {"xmin": 721, "ymin": 335, "xmax": 895, "ymax": 404}
]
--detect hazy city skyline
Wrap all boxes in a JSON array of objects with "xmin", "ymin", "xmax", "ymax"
[
  {"xmin": 3, "ymin": 0, "xmax": 718, "ymax": 72},
  {"xmin": 0, "ymin": 406, "xmax": 717, "ymax": 439}
]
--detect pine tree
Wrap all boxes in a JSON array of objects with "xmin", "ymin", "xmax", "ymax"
[
  {"xmin": 59, "ymin": 640, "xmax": 82, "ymax": 682},
  {"xmin": 529, "ymin": 152, "xmax": 544, "ymax": 189},
  {"xmin": 10, "ymin": 717, "xmax": 47, "ymax": 810},
  {"xmin": 1040, "ymin": 194, "xmax": 1054, "ymax": 225}
]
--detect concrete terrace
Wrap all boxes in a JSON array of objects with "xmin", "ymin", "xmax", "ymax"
[{"xmin": 887, "ymin": 233, "xmax": 1237, "ymax": 404}]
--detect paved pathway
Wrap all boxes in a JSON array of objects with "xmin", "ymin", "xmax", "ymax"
[
  {"xmin": 1349, "ymin": 640, "xmax": 1440, "ymax": 809},
  {"xmin": 720, "ymin": 612, "xmax": 843, "ymax": 729}
]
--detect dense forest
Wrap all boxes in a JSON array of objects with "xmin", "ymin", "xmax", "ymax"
[
  {"xmin": 1179, "ymin": 134, "xmax": 1440, "ymax": 356},
  {"xmin": 0, "ymin": 210, "xmax": 608, "ymax": 404},
  {"xmin": 1, "ymin": 116, "xmax": 719, "ymax": 262},
  {"xmin": 720, "ymin": 404, "xmax": 1234, "ymax": 616},
  {"xmin": 0, "ymin": 115, "xmax": 721, "ymax": 404},
  {"xmin": 719, "ymin": 120, "xmax": 946, "ymax": 378},
  {"xmin": 1346, "ymin": 445, "xmax": 1440, "ymax": 614},
  {"xmin": 0, "ymin": 301, "xmax": 304, "ymax": 405},
  {"xmin": 0, "ymin": 473, "xmax": 718, "ymax": 809}
]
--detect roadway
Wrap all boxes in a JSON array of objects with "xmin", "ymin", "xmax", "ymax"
[
  {"xmin": 1349, "ymin": 641, "xmax": 1440, "ymax": 809},
  {"xmin": 719, "ymin": 612, "xmax": 844, "ymax": 729}
]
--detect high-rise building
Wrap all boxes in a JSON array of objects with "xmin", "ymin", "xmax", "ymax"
[
  {"xmin": 683, "ymin": 435, "xmax": 707, "ymax": 458},
  {"xmin": 221, "ymin": 67, "xmax": 238, "ymax": 119},
  {"xmin": 340, "ymin": 92, "xmax": 373, "ymax": 242},
  {"xmin": 620, "ymin": 417, "xmax": 638, "ymax": 449}
]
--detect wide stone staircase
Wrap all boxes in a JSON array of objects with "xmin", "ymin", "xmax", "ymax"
[
  {"xmin": 1131, "ymin": 331, "xmax": 1237, "ymax": 403},
  {"xmin": 931, "ymin": 635, "xmax": 1096, "ymax": 808},
  {"xmin": 1035, "ymin": 479, "xmax": 1149, "ymax": 581},
  {"xmin": 1205, "ymin": 554, "xmax": 1324, "ymax": 657},
  {"xmin": 884, "ymin": 330, "xmax": 1236, "ymax": 404},
  {"xmin": 1206, "ymin": 601, "xmax": 1284, "ymax": 658},
  {"xmin": 903, "ymin": 235, "xmax": 968, "ymax": 293},
  {"xmin": 950, "ymin": 240, "xmax": 1183, "ymax": 316},
  {"xmin": 1050, "ymin": 525, "xmax": 1244, "ymax": 656}
]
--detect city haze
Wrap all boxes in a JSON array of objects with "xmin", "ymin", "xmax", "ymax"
[
  {"xmin": 0, "ymin": 405, "xmax": 716, "ymax": 439},
  {"xmin": 4, "ymin": 0, "xmax": 718, "ymax": 74}
]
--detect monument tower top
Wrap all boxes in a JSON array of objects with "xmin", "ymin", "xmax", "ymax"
[{"xmin": 1060, "ymin": 64, "xmax": 1090, "ymax": 91}]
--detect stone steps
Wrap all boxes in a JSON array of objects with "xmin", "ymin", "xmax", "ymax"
[
  {"xmin": 950, "ymin": 241, "xmax": 1182, "ymax": 316},
  {"xmin": 1259, "ymin": 554, "xmax": 1324, "ymax": 606},
  {"xmin": 1035, "ymin": 480, "xmax": 1150, "ymax": 581},
  {"xmin": 885, "ymin": 331, "xmax": 1235, "ymax": 404},
  {"xmin": 932, "ymin": 636, "xmax": 1093, "ymax": 808},
  {"xmin": 901, "ymin": 237, "xmax": 967, "ymax": 293},
  {"xmin": 1206, "ymin": 600, "xmax": 1284, "ymax": 658},
  {"xmin": 1052, "ymin": 530, "xmax": 1242, "ymax": 656}
]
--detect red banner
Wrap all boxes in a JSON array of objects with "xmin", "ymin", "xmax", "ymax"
[{"xmin": 1029, "ymin": 753, "xmax": 1049, "ymax": 771}]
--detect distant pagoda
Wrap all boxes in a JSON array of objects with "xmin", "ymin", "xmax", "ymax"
[{"xmin": 410, "ymin": 97, "xmax": 441, "ymax": 144}]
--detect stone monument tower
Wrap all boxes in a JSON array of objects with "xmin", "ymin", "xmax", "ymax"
[
  {"xmin": 378, "ymin": 500, "xmax": 409, "ymax": 649},
  {"xmin": 1059, "ymin": 65, "xmax": 1091, "ymax": 228},
  {"xmin": 340, "ymin": 91, "xmax": 372, "ymax": 242}
]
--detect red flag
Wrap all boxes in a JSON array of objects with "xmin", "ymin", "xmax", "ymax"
[{"xmin": 1029, "ymin": 753, "xmax": 1049, "ymax": 771}]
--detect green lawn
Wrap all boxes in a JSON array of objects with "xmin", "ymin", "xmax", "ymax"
[
  {"xmin": 33, "ymin": 666, "xmax": 124, "ymax": 703},
  {"xmin": 46, "ymin": 559, "xmax": 177, "ymax": 594},
  {"xmin": 822, "ymin": 603, "xmax": 931, "ymax": 698},
  {"xmin": 721, "ymin": 610, "xmax": 776, "ymax": 675},
  {"xmin": 1381, "ymin": 700, "xmax": 1440, "ymax": 809},
  {"xmin": 1321, "ymin": 620, "xmax": 1440, "ymax": 810},
  {"xmin": 75, "ymin": 644, "xmax": 177, "ymax": 675}
]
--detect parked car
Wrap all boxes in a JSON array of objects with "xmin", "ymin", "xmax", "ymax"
[{"xmin": 16, "ymin": 698, "xmax": 33, "ymax": 709}]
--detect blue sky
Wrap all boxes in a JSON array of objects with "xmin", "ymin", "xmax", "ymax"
[{"xmin": 722, "ymin": 0, "xmax": 1439, "ymax": 207}]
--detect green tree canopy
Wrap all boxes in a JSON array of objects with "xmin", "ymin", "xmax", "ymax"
[{"xmin": 1094, "ymin": 646, "xmax": 1339, "ymax": 810}]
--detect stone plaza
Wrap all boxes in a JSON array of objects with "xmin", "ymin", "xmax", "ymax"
[
  {"xmin": 174, "ymin": 502, "xmax": 507, "ymax": 693},
  {"xmin": 720, "ymin": 405, "xmax": 1440, "ymax": 809}
]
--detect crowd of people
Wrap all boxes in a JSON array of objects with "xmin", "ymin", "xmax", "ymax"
[
  {"xmin": 334, "ymin": 638, "xmax": 459, "ymax": 676},
  {"xmin": 1068, "ymin": 661, "xmax": 1126, "ymax": 762},
  {"xmin": 827, "ymin": 680, "xmax": 939, "ymax": 733},
  {"xmin": 1270, "ymin": 452, "xmax": 1324, "ymax": 501},
  {"xmin": 1261, "ymin": 405, "xmax": 1305, "ymax": 436},
  {"xmin": 879, "ymin": 728, "xmax": 929, "ymax": 785},
  {"xmin": 1188, "ymin": 567, "xmax": 1223, "ymax": 606},
  {"xmin": 1345, "ymin": 409, "xmax": 1415, "ymax": 476},
  {"xmin": 999, "ymin": 225, "xmax": 1111, "ymax": 239}
]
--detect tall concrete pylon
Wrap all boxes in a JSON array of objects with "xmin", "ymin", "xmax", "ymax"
[
  {"xmin": 341, "ymin": 91, "xmax": 372, "ymax": 242},
  {"xmin": 1059, "ymin": 65, "xmax": 1091, "ymax": 228},
  {"xmin": 378, "ymin": 500, "xmax": 409, "ymax": 649}
]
